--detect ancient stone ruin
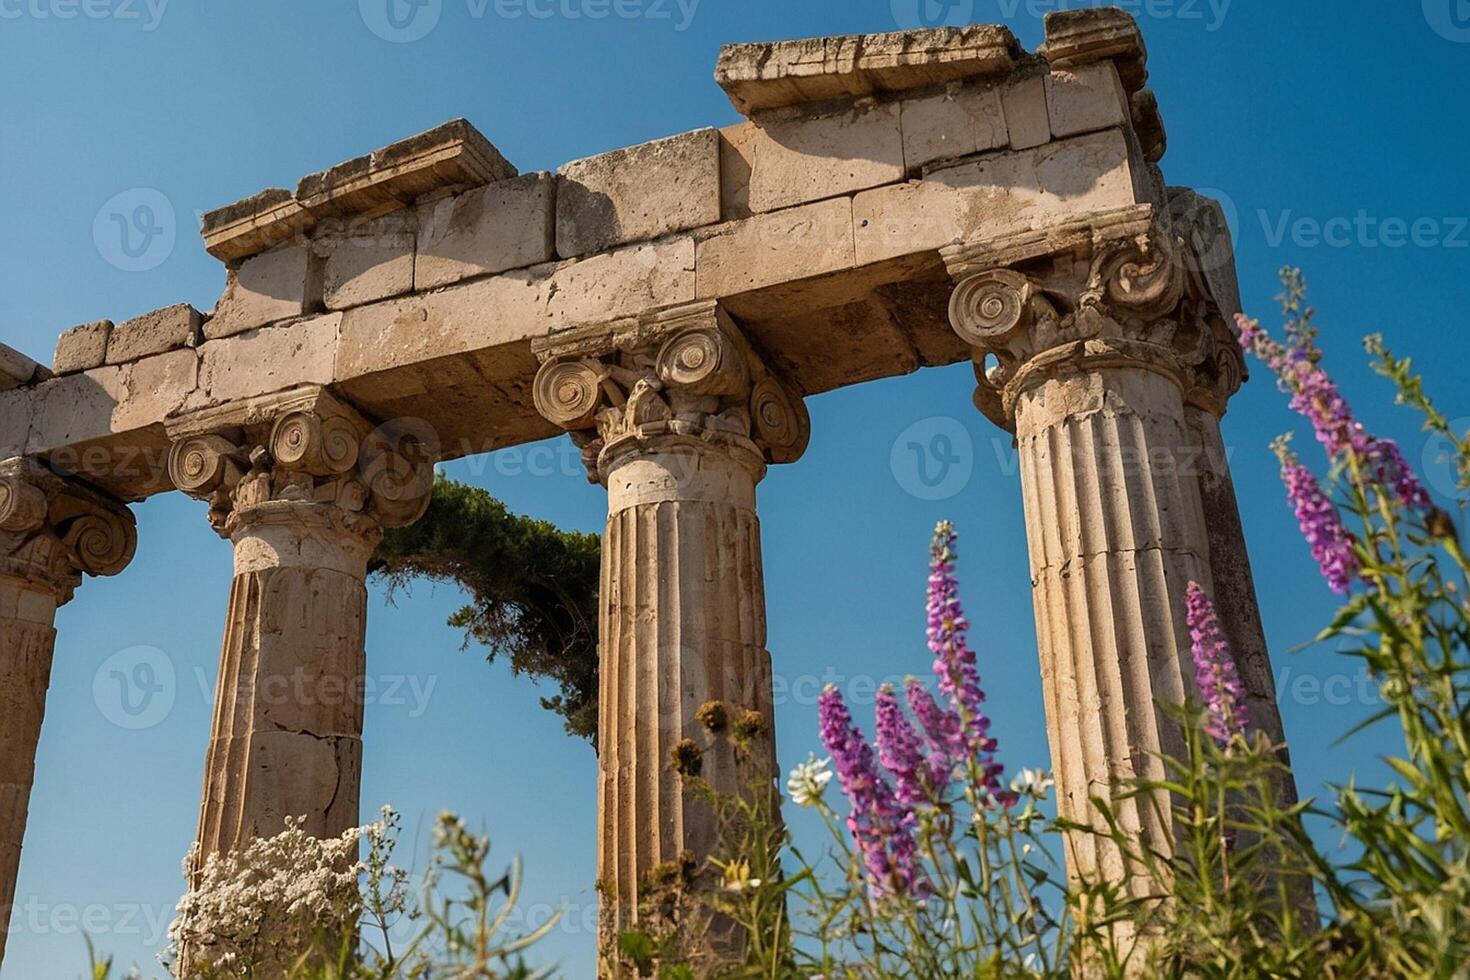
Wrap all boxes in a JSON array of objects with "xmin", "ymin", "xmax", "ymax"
[{"xmin": 0, "ymin": 7, "xmax": 1296, "ymax": 968}]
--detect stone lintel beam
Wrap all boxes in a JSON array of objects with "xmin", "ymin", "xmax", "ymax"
[{"xmin": 715, "ymin": 24, "xmax": 1022, "ymax": 115}]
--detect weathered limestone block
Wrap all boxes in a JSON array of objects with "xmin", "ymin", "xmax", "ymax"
[
  {"xmin": 0, "ymin": 345, "xmax": 46, "ymax": 393},
  {"xmin": 855, "ymin": 128, "xmax": 1141, "ymax": 265},
  {"xmin": 1045, "ymin": 62, "xmax": 1129, "ymax": 139},
  {"xmin": 547, "ymin": 238, "xmax": 696, "ymax": 326},
  {"xmin": 337, "ymin": 271, "xmax": 547, "ymax": 381},
  {"xmin": 321, "ymin": 214, "xmax": 416, "ymax": 311},
  {"xmin": 206, "ymin": 245, "xmax": 313, "ymax": 340},
  {"xmin": 0, "ymin": 390, "xmax": 31, "ymax": 456},
  {"xmin": 52, "ymin": 321, "xmax": 112, "ymax": 375},
  {"xmin": 297, "ymin": 119, "xmax": 516, "ymax": 220},
  {"xmin": 715, "ymin": 24, "xmax": 1020, "ymax": 114},
  {"xmin": 695, "ymin": 197, "xmax": 855, "ymax": 298},
  {"xmin": 107, "ymin": 303, "xmax": 202, "ymax": 365},
  {"xmin": 1001, "ymin": 73, "xmax": 1051, "ymax": 150},
  {"xmin": 113, "ymin": 349, "xmax": 199, "ymax": 434},
  {"xmin": 557, "ymin": 130, "xmax": 720, "ymax": 258},
  {"xmin": 743, "ymin": 103, "xmax": 903, "ymax": 214},
  {"xmin": 192, "ymin": 314, "xmax": 339, "ymax": 408},
  {"xmin": 202, "ymin": 188, "xmax": 316, "ymax": 262},
  {"xmin": 202, "ymin": 122, "xmax": 516, "ymax": 265},
  {"xmin": 900, "ymin": 79, "xmax": 1007, "ymax": 173},
  {"xmin": 25, "ymin": 365, "xmax": 131, "ymax": 453},
  {"xmin": 1040, "ymin": 7, "xmax": 1148, "ymax": 92},
  {"xmin": 415, "ymin": 172, "xmax": 555, "ymax": 289},
  {"xmin": 0, "ymin": 460, "xmax": 135, "ymax": 970},
  {"xmin": 533, "ymin": 303, "xmax": 806, "ymax": 958},
  {"xmin": 1132, "ymin": 89, "xmax": 1167, "ymax": 164},
  {"xmin": 166, "ymin": 389, "xmax": 435, "ymax": 866}
]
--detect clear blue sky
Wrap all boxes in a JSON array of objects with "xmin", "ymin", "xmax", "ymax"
[{"xmin": 3, "ymin": 2, "xmax": 1469, "ymax": 976}]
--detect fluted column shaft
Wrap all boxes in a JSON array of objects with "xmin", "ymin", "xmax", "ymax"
[
  {"xmin": 1184, "ymin": 408, "xmax": 1293, "ymax": 756},
  {"xmin": 167, "ymin": 390, "xmax": 435, "ymax": 872},
  {"xmin": 0, "ymin": 461, "xmax": 136, "ymax": 970},
  {"xmin": 942, "ymin": 207, "xmax": 1303, "ymax": 903},
  {"xmin": 0, "ymin": 569, "xmax": 62, "ymax": 964},
  {"xmin": 598, "ymin": 440, "xmax": 775, "ymax": 943},
  {"xmin": 194, "ymin": 501, "xmax": 380, "ymax": 856},
  {"xmin": 531, "ymin": 301, "xmax": 809, "ymax": 968},
  {"xmin": 1014, "ymin": 363, "xmax": 1210, "ymax": 883}
]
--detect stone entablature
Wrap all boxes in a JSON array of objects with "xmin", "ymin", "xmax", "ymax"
[{"xmin": 2, "ymin": 8, "xmax": 1182, "ymax": 507}]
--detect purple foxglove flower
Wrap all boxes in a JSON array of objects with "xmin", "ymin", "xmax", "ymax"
[
  {"xmin": 1239, "ymin": 314, "xmax": 1432, "ymax": 514},
  {"xmin": 875, "ymin": 684, "xmax": 929, "ymax": 805},
  {"xmin": 818, "ymin": 685, "xmax": 924, "ymax": 899},
  {"xmin": 905, "ymin": 679, "xmax": 960, "ymax": 791},
  {"xmin": 1364, "ymin": 437, "xmax": 1432, "ymax": 511},
  {"xmin": 1277, "ymin": 446, "xmax": 1360, "ymax": 594},
  {"xmin": 1185, "ymin": 582, "xmax": 1249, "ymax": 744},
  {"xmin": 926, "ymin": 522, "xmax": 1010, "ymax": 804}
]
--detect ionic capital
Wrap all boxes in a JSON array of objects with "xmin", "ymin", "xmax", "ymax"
[
  {"xmin": 165, "ymin": 387, "xmax": 437, "ymax": 541},
  {"xmin": 0, "ymin": 457, "xmax": 137, "ymax": 603},
  {"xmin": 942, "ymin": 204, "xmax": 1244, "ymax": 428},
  {"xmin": 531, "ymin": 301, "xmax": 810, "ymax": 485}
]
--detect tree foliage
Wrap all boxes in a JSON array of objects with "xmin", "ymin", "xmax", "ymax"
[{"xmin": 371, "ymin": 476, "xmax": 602, "ymax": 744}]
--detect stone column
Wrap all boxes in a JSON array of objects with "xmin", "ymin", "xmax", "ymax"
[
  {"xmin": 167, "ymin": 389, "xmax": 434, "ymax": 860},
  {"xmin": 943, "ymin": 208, "xmax": 1295, "ymax": 892},
  {"xmin": 533, "ymin": 302, "xmax": 808, "ymax": 956},
  {"xmin": 0, "ymin": 459, "xmax": 135, "ymax": 969},
  {"xmin": 1184, "ymin": 407, "xmax": 1294, "ymax": 762}
]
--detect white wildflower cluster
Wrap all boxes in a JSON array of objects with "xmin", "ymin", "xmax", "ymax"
[
  {"xmin": 165, "ymin": 815, "xmax": 369, "ymax": 976},
  {"xmin": 786, "ymin": 754, "xmax": 833, "ymax": 808},
  {"xmin": 1008, "ymin": 768, "xmax": 1054, "ymax": 801}
]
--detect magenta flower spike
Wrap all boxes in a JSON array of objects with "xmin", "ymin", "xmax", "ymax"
[
  {"xmin": 1185, "ymin": 582, "xmax": 1249, "ymax": 744},
  {"xmin": 875, "ymin": 684, "xmax": 929, "ymax": 806},
  {"xmin": 1276, "ymin": 445, "xmax": 1361, "ymax": 594},
  {"xmin": 926, "ymin": 522, "xmax": 1009, "ymax": 803},
  {"xmin": 817, "ymin": 685, "xmax": 924, "ymax": 899},
  {"xmin": 905, "ymin": 679, "xmax": 960, "ymax": 790},
  {"xmin": 1238, "ymin": 313, "xmax": 1432, "ymax": 512}
]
